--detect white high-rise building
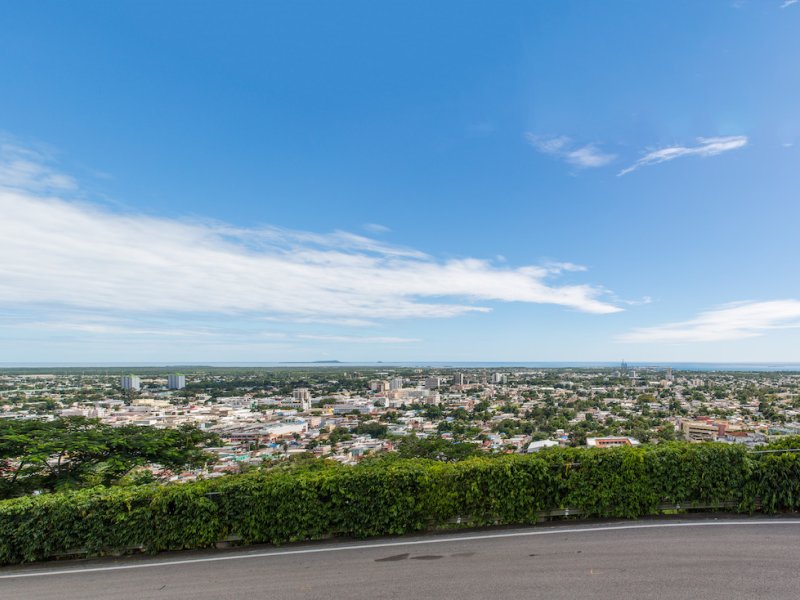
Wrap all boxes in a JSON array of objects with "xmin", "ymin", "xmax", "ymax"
[
  {"xmin": 452, "ymin": 373, "xmax": 465, "ymax": 386},
  {"xmin": 389, "ymin": 377, "xmax": 404, "ymax": 391},
  {"xmin": 491, "ymin": 373, "xmax": 506, "ymax": 384},
  {"xmin": 121, "ymin": 375, "xmax": 141, "ymax": 391},
  {"xmin": 168, "ymin": 374, "xmax": 186, "ymax": 390}
]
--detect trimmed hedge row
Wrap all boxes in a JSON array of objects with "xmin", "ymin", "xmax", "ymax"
[{"xmin": 0, "ymin": 442, "xmax": 795, "ymax": 565}]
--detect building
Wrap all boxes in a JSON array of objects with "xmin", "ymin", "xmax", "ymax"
[
  {"xmin": 681, "ymin": 419, "xmax": 719, "ymax": 441},
  {"xmin": 452, "ymin": 373, "xmax": 465, "ymax": 386},
  {"xmin": 369, "ymin": 380, "xmax": 389, "ymax": 393},
  {"xmin": 586, "ymin": 437, "xmax": 640, "ymax": 448},
  {"xmin": 491, "ymin": 373, "xmax": 507, "ymax": 384},
  {"xmin": 223, "ymin": 419, "xmax": 308, "ymax": 444},
  {"xmin": 293, "ymin": 388, "xmax": 312, "ymax": 411},
  {"xmin": 389, "ymin": 377, "xmax": 404, "ymax": 391},
  {"xmin": 527, "ymin": 440, "xmax": 560, "ymax": 453},
  {"xmin": 168, "ymin": 374, "xmax": 186, "ymax": 390},
  {"xmin": 425, "ymin": 376, "xmax": 442, "ymax": 390},
  {"xmin": 120, "ymin": 375, "xmax": 140, "ymax": 391},
  {"xmin": 721, "ymin": 430, "xmax": 765, "ymax": 447},
  {"xmin": 426, "ymin": 391, "xmax": 440, "ymax": 405},
  {"xmin": 332, "ymin": 403, "xmax": 372, "ymax": 415}
]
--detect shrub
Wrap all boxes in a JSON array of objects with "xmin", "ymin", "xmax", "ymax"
[{"xmin": 0, "ymin": 442, "xmax": 794, "ymax": 565}]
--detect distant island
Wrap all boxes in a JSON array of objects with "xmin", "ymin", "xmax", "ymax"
[{"xmin": 280, "ymin": 360, "xmax": 343, "ymax": 364}]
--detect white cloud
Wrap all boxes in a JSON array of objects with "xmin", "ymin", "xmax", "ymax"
[
  {"xmin": 0, "ymin": 148, "xmax": 622, "ymax": 326},
  {"xmin": 543, "ymin": 261, "xmax": 588, "ymax": 274},
  {"xmin": 260, "ymin": 316, "xmax": 379, "ymax": 327},
  {"xmin": 618, "ymin": 300, "xmax": 800, "ymax": 343},
  {"xmin": 565, "ymin": 145, "xmax": 616, "ymax": 168},
  {"xmin": 528, "ymin": 134, "xmax": 571, "ymax": 154},
  {"xmin": 363, "ymin": 223, "xmax": 391, "ymax": 234},
  {"xmin": 13, "ymin": 315, "xmax": 414, "ymax": 344},
  {"xmin": 525, "ymin": 134, "xmax": 616, "ymax": 168},
  {"xmin": 22, "ymin": 320, "xmax": 217, "ymax": 338},
  {"xmin": 618, "ymin": 136, "xmax": 748, "ymax": 176},
  {"xmin": 9, "ymin": 312, "xmax": 290, "ymax": 340},
  {"xmin": 225, "ymin": 225, "xmax": 426, "ymax": 259},
  {"xmin": 781, "ymin": 0, "xmax": 798, "ymax": 8},
  {"xmin": 0, "ymin": 141, "xmax": 77, "ymax": 193},
  {"xmin": 627, "ymin": 296, "xmax": 653, "ymax": 306},
  {"xmin": 296, "ymin": 334, "xmax": 419, "ymax": 344}
]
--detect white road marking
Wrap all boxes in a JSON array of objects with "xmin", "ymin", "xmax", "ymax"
[{"xmin": 1, "ymin": 519, "xmax": 799, "ymax": 579}]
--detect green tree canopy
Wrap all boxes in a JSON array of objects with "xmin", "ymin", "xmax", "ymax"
[
  {"xmin": 395, "ymin": 435, "xmax": 483, "ymax": 462},
  {"xmin": 0, "ymin": 417, "xmax": 219, "ymax": 498}
]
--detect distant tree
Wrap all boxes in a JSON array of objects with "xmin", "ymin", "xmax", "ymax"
[
  {"xmin": 354, "ymin": 421, "xmax": 388, "ymax": 439},
  {"xmin": 265, "ymin": 453, "xmax": 338, "ymax": 473},
  {"xmin": 395, "ymin": 435, "xmax": 482, "ymax": 462},
  {"xmin": 654, "ymin": 424, "xmax": 677, "ymax": 442},
  {"xmin": 327, "ymin": 427, "xmax": 352, "ymax": 445}
]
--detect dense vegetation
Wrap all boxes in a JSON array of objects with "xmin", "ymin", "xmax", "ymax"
[
  {"xmin": 0, "ymin": 417, "xmax": 218, "ymax": 499},
  {"xmin": 3, "ymin": 439, "xmax": 800, "ymax": 565}
]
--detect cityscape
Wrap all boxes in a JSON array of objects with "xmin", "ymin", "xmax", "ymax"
[
  {"xmin": 2, "ymin": 1, "xmax": 800, "ymax": 598},
  {"xmin": 3, "ymin": 364, "xmax": 799, "ymax": 481}
]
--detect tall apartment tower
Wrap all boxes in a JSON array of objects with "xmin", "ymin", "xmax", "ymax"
[
  {"xmin": 121, "ymin": 375, "xmax": 141, "ymax": 391},
  {"xmin": 168, "ymin": 374, "xmax": 186, "ymax": 390},
  {"xmin": 452, "ymin": 373, "xmax": 465, "ymax": 386},
  {"xmin": 425, "ymin": 376, "xmax": 442, "ymax": 390},
  {"xmin": 389, "ymin": 377, "xmax": 404, "ymax": 391}
]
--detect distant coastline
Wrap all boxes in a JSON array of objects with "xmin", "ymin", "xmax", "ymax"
[{"xmin": 2, "ymin": 361, "xmax": 800, "ymax": 372}]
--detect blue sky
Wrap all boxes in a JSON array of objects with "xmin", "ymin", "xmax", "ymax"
[{"xmin": 1, "ymin": 0, "xmax": 799, "ymax": 363}]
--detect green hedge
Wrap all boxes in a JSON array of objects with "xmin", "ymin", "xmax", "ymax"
[{"xmin": 0, "ymin": 442, "xmax": 794, "ymax": 565}]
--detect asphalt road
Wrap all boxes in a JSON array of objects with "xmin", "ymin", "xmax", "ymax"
[{"xmin": 4, "ymin": 517, "xmax": 800, "ymax": 600}]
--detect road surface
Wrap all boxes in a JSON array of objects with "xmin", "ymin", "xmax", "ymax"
[{"xmin": 3, "ymin": 517, "xmax": 800, "ymax": 599}]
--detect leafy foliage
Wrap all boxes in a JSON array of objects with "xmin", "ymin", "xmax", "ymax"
[
  {"xmin": 353, "ymin": 421, "xmax": 389, "ymax": 439},
  {"xmin": 0, "ymin": 417, "xmax": 219, "ymax": 498},
  {"xmin": 395, "ymin": 435, "xmax": 483, "ymax": 462},
  {"xmin": 1, "ymin": 441, "xmax": 799, "ymax": 565}
]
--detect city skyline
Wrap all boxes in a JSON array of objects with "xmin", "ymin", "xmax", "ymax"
[{"xmin": 1, "ymin": 1, "xmax": 799, "ymax": 362}]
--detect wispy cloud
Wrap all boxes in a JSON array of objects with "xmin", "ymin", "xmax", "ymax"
[
  {"xmin": 12, "ymin": 314, "xmax": 414, "ymax": 345},
  {"xmin": 35, "ymin": 321, "xmax": 203, "ymax": 337},
  {"xmin": 618, "ymin": 300, "xmax": 800, "ymax": 343},
  {"xmin": 781, "ymin": 0, "xmax": 798, "ymax": 8},
  {"xmin": 296, "ymin": 334, "xmax": 419, "ymax": 344},
  {"xmin": 542, "ymin": 261, "xmax": 588, "ymax": 274},
  {"xmin": 0, "ymin": 146, "xmax": 623, "ymax": 328},
  {"xmin": 363, "ymin": 223, "xmax": 390, "ymax": 234},
  {"xmin": 8, "ymin": 312, "xmax": 291, "ymax": 340},
  {"xmin": 0, "ymin": 140, "xmax": 77, "ymax": 193},
  {"xmin": 260, "ymin": 316, "xmax": 379, "ymax": 327},
  {"xmin": 525, "ymin": 134, "xmax": 616, "ymax": 168},
  {"xmin": 624, "ymin": 296, "xmax": 653, "ymax": 307},
  {"xmin": 618, "ymin": 136, "xmax": 748, "ymax": 176}
]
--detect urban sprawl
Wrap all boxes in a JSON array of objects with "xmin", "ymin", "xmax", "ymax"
[{"xmin": 2, "ymin": 366, "xmax": 798, "ymax": 482}]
